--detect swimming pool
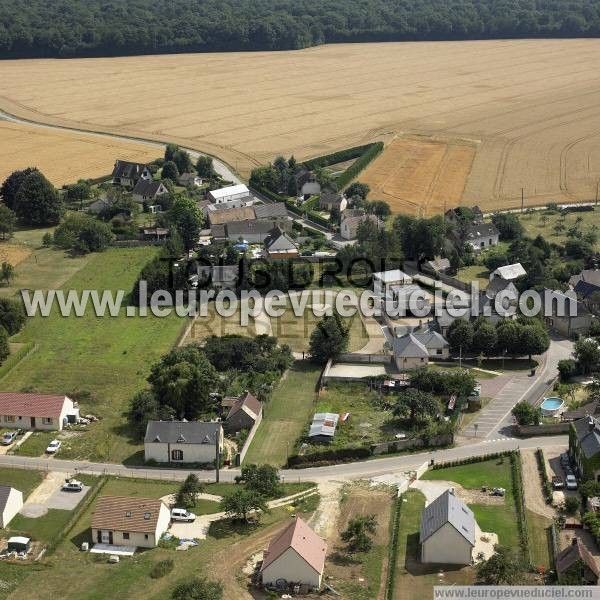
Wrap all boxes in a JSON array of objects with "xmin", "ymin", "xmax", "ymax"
[{"xmin": 540, "ymin": 397, "xmax": 565, "ymax": 417}]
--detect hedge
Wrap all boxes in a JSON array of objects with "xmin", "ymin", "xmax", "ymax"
[
  {"xmin": 535, "ymin": 448, "xmax": 553, "ymax": 505},
  {"xmin": 430, "ymin": 451, "xmax": 513, "ymax": 470},
  {"xmin": 561, "ymin": 205, "xmax": 595, "ymax": 214},
  {"xmin": 0, "ymin": 342, "xmax": 35, "ymax": 380},
  {"xmin": 510, "ymin": 452, "xmax": 530, "ymax": 562},
  {"xmin": 384, "ymin": 495, "xmax": 403, "ymax": 600},
  {"xmin": 303, "ymin": 143, "xmax": 377, "ymax": 171},
  {"xmin": 287, "ymin": 446, "xmax": 371, "ymax": 467},
  {"xmin": 336, "ymin": 142, "xmax": 384, "ymax": 189}
]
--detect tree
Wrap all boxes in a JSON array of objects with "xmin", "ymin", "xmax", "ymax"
[
  {"xmin": 491, "ymin": 213, "xmax": 524, "ymax": 240},
  {"xmin": 345, "ymin": 182, "xmax": 370, "ymax": 201},
  {"xmin": 173, "ymin": 149, "xmax": 193, "ymax": 174},
  {"xmin": 511, "ymin": 401, "xmax": 540, "ymax": 426},
  {"xmin": 558, "ymin": 358, "xmax": 578, "ymax": 381},
  {"xmin": 0, "ymin": 326, "xmax": 9, "ymax": 364},
  {"xmin": 0, "ymin": 167, "xmax": 38, "ymax": 210},
  {"xmin": 147, "ymin": 345, "xmax": 219, "ymax": 419},
  {"xmin": 0, "ymin": 262, "xmax": 14, "ymax": 285},
  {"xmin": 65, "ymin": 180, "xmax": 92, "ymax": 206},
  {"xmin": 476, "ymin": 545, "xmax": 525, "ymax": 585},
  {"xmin": 168, "ymin": 195, "xmax": 204, "ymax": 251},
  {"xmin": 308, "ymin": 312, "xmax": 349, "ymax": 364},
  {"xmin": 165, "ymin": 143, "xmax": 179, "ymax": 162},
  {"xmin": 341, "ymin": 514, "xmax": 377, "ymax": 553},
  {"xmin": 519, "ymin": 324, "xmax": 549, "ymax": 362},
  {"xmin": 0, "ymin": 298, "xmax": 26, "ymax": 335},
  {"xmin": 238, "ymin": 464, "xmax": 281, "ymax": 497},
  {"xmin": 573, "ymin": 337, "xmax": 600, "ymax": 375},
  {"xmin": 219, "ymin": 488, "xmax": 268, "ymax": 523},
  {"xmin": 171, "ymin": 577, "xmax": 223, "ymax": 600},
  {"xmin": 495, "ymin": 321, "xmax": 521, "ymax": 357},
  {"xmin": 54, "ymin": 213, "xmax": 113, "ymax": 254},
  {"xmin": 563, "ymin": 495, "xmax": 580, "ymax": 516},
  {"xmin": 175, "ymin": 474, "xmax": 204, "ymax": 508},
  {"xmin": 367, "ymin": 200, "xmax": 391, "ymax": 219},
  {"xmin": 196, "ymin": 155, "xmax": 216, "ymax": 179},
  {"xmin": 393, "ymin": 388, "xmax": 439, "ymax": 426},
  {"xmin": 162, "ymin": 161, "xmax": 179, "ymax": 183},
  {"xmin": 0, "ymin": 205, "xmax": 16, "ymax": 240},
  {"xmin": 446, "ymin": 318, "xmax": 474, "ymax": 354},
  {"xmin": 472, "ymin": 320, "xmax": 497, "ymax": 357},
  {"xmin": 14, "ymin": 171, "xmax": 63, "ymax": 226},
  {"xmin": 127, "ymin": 389, "xmax": 174, "ymax": 438}
]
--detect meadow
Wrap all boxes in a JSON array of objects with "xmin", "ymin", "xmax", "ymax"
[{"xmin": 2, "ymin": 40, "xmax": 600, "ymax": 212}]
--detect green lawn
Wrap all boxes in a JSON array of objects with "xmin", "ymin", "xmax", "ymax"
[
  {"xmin": 0, "ymin": 468, "xmax": 43, "ymax": 498},
  {"xmin": 422, "ymin": 456, "xmax": 519, "ymax": 547},
  {"xmin": 8, "ymin": 509, "xmax": 72, "ymax": 543},
  {"xmin": 456, "ymin": 264, "xmax": 490, "ymax": 288},
  {"xmin": 243, "ymin": 361, "xmax": 321, "ymax": 466},
  {"xmin": 526, "ymin": 509, "xmax": 552, "ymax": 569},
  {"xmin": 1, "ymin": 247, "xmax": 187, "ymax": 463},
  {"xmin": 13, "ymin": 431, "xmax": 57, "ymax": 457}
]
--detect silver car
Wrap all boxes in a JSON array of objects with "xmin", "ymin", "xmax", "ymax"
[{"xmin": 1, "ymin": 431, "xmax": 17, "ymax": 445}]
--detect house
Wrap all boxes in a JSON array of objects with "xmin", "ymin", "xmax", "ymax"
[
  {"xmin": 340, "ymin": 213, "xmax": 382, "ymax": 240},
  {"xmin": 543, "ymin": 290, "xmax": 592, "ymax": 338},
  {"xmin": 192, "ymin": 265, "xmax": 239, "ymax": 290},
  {"xmin": 391, "ymin": 334, "xmax": 429, "ymax": 371},
  {"xmin": 412, "ymin": 329, "xmax": 450, "ymax": 359},
  {"xmin": 177, "ymin": 172, "xmax": 202, "ymax": 187},
  {"xmin": 144, "ymin": 421, "xmax": 224, "ymax": 464},
  {"xmin": 319, "ymin": 190, "xmax": 347, "ymax": 213},
  {"xmin": 142, "ymin": 228, "xmax": 169, "ymax": 241},
  {"xmin": 420, "ymin": 489, "xmax": 476, "ymax": 565},
  {"xmin": 372, "ymin": 269, "xmax": 413, "ymax": 298},
  {"xmin": 132, "ymin": 179, "xmax": 169, "ymax": 204},
  {"xmin": 297, "ymin": 169, "xmax": 320, "ymax": 200},
  {"xmin": 86, "ymin": 196, "xmax": 113, "ymax": 215},
  {"xmin": 490, "ymin": 263, "xmax": 527, "ymax": 282},
  {"xmin": 0, "ymin": 392, "xmax": 79, "ymax": 431},
  {"xmin": 0, "ymin": 485, "xmax": 23, "ymax": 528},
  {"xmin": 208, "ymin": 206, "xmax": 256, "ymax": 228},
  {"xmin": 111, "ymin": 160, "xmax": 151, "ymax": 187},
  {"xmin": 308, "ymin": 412, "xmax": 339, "ymax": 443},
  {"xmin": 226, "ymin": 220, "xmax": 290, "ymax": 243},
  {"xmin": 91, "ymin": 496, "xmax": 170, "ymax": 549},
  {"xmin": 223, "ymin": 391, "xmax": 262, "ymax": 433},
  {"xmin": 562, "ymin": 400, "xmax": 600, "ymax": 422},
  {"xmin": 260, "ymin": 516, "xmax": 327, "ymax": 591},
  {"xmin": 253, "ymin": 202, "xmax": 291, "ymax": 226},
  {"xmin": 208, "ymin": 184, "xmax": 251, "ymax": 204},
  {"xmin": 570, "ymin": 416, "xmax": 600, "ymax": 481},
  {"xmin": 423, "ymin": 257, "xmax": 450, "ymax": 276},
  {"xmin": 556, "ymin": 538, "xmax": 600, "ymax": 584},
  {"xmin": 463, "ymin": 222, "xmax": 499, "ymax": 251},
  {"xmin": 569, "ymin": 269, "xmax": 600, "ymax": 312},
  {"xmin": 265, "ymin": 227, "xmax": 299, "ymax": 259}
]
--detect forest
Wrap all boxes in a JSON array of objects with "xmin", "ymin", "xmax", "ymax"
[{"xmin": 0, "ymin": 0, "xmax": 599, "ymax": 59}]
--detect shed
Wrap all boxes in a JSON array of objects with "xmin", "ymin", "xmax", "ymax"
[{"xmin": 7, "ymin": 537, "xmax": 30, "ymax": 553}]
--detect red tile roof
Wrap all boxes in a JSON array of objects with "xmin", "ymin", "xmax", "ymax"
[
  {"xmin": 0, "ymin": 392, "xmax": 70, "ymax": 419},
  {"xmin": 92, "ymin": 496, "xmax": 165, "ymax": 533},
  {"xmin": 261, "ymin": 516, "xmax": 326, "ymax": 575}
]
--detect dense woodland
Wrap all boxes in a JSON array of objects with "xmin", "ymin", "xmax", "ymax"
[{"xmin": 0, "ymin": 0, "xmax": 599, "ymax": 59}]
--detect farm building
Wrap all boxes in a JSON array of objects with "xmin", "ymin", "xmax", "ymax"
[
  {"xmin": 144, "ymin": 420, "xmax": 223, "ymax": 464},
  {"xmin": 91, "ymin": 496, "xmax": 170, "ymax": 549},
  {"xmin": 308, "ymin": 412, "xmax": 339, "ymax": 443},
  {"xmin": 490, "ymin": 263, "xmax": 526, "ymax": 282},
  {"xmin": 0, "ymin": 485, "xmax": 23, "ymax": 528},
  {"xmin": 111, "ymin": 160, "xmax": 151, "ymax": 187},
  {"xmin": 222, "ymin": 391, "xmax": 262, "ymax": 433},
  {"xmin": 208, "ymin": 184, "xmax": 251, "ymax": 204},
  {"xmin": 132, "ymin": 179, "xmax": 169, "ymax": 204},
  {"xmin": 372, "ymin": 269, "xmax": 413, "ymax": 298},
  {"xmin": 0, "ymin": 392, "xmax": 79, "ymax": 431},
  {"xmin": 420, "ymin": 489, "xmax": 476, "ymax": 565},
  {"xmin": 261, "ymin": 516, "xmax": 327, "ymax": 591}
]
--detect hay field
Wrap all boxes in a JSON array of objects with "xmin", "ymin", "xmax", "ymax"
[
  {"xmin": 360, "ymin": 136, "xmax": 476, "ymax": 216},
  {"xmin": 0, "ymin": 120, "xmax": 159, "ymax": 186},
  {"xmin": 2, "ymin": 39, "xmax": 600, "ymax": 210}
]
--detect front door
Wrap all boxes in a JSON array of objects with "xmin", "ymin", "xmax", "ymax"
[
  {"xmin": 30, "ymin": 417, "xmax": 35, "ymax": 428},
  {"xmin": 101, "ymin": 530, "xmax": 112, "ymax": 544}
]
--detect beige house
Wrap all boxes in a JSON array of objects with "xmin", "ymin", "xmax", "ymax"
[
  {"xmin": 420, "ymin": 489, "xmax": 476, "ymax": 565},
  {"xmin": 0, "ymin": 392, "xmax": 79, "ymax": 431},
  {"xmin": 144, "ymin": 421, "xmax": 223, "ymax": 464},
  {"xmin": 91, "ymin": 496, "xmax": 170, "ymax": 549},
  {"xmin": 391, "ymin": 333, "xmax": 430, "ymax": 371},
  {"xmin": 0, "ymin": 485, "xmax": 23, "ymax": 528},
  {"xmin": 261, "ymin": 516, "xmax": 327, "ymax": 591}
]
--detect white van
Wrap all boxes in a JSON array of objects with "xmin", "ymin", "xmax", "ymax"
[{"xmin": 171, "ymin": 508, "xmax": 196, "ymax": 523}]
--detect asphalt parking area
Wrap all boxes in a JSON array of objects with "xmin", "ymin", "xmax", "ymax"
[{"xmin": 46, "ymin": 485, "xmax": 90, "ymax": 510}]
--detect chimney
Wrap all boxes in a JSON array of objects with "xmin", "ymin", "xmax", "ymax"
[
  {"xmin": 589, "ymin": 416, "xmax": 595, "ymax": 432},
  {"xmin": 572, "ymin": 537, "xmax": 579, "ymax": 546}
]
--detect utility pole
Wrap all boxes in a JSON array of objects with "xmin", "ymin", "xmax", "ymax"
[
  {"xmin": 215, "ymin": 428, "xmax": 221, "ymax": 483},
  {"xmin": 521, "ymin": 187, "xmax": 524, "ymax": 213},
  {"xmin": 596, "ymin": 179, "xmax": 599, "ymax": 206}
]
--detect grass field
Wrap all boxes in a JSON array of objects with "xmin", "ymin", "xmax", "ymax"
[
  {"xmin": 0, "ymin": 467, "xmax": 43, "ymax": 498},
  {"xmin": 2, "ymin": 40, "xmax": 600, "ymax": 211},
  {"xmin": 526, "ymin": 509, "xmax": 553, "ymax": 569},
  {"xmin": 8, "ymin": 509, "xmax": 72, "ymax": 543},
  {"xmin": 243, "ymin": 361, "xmax": 321, "ymax": 466},
  {"xmin": 0, "ymin": 121, "xmax": 160, "ymax": 187},
  {"xmin": 1, "ymin": 247, "xmax": 186, "ymax": 462}
]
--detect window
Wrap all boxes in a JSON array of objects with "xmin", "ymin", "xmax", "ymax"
[
  {"xmin": 171, "ymin": 449, "xmax": 183, "ymax": 461},
  {"xmin": 480, "ymin": 241, "xmax": 485, "ymax": 248},
  {"xmin": 144, "ymin": 534, "xmax": 149, "ymax": 540},
  {"xmin": 144, "ymin": 512, "xmax": 151, "ymax": 520},
  {"xmin": 420, "ymin": 358, "xmax": 424, "ymax": 362},
  {"xmin": 125, "ymin": 511, "xmax": 132, "ymax": 517},
  {"xmin": 489, "ymin": 238, "xmax": 492, "ymax": 244},
  {"xmin": 42, "ymin": 417, "xmax": 53, "ymax": 425},
  {"xmin": 4, "ymin": 415, "xmax": 15, "ymax": 423},
  {"xmin": 123, "ymin": 532, "xmax": 130, "ymax": 540},
  {"xmin": 436, "ymin": 349, "xmax": 443, "ymax": 355}
]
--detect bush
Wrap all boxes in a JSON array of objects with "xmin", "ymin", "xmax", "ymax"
[
  {"xmin": 558, "ymin": 358, "xmax": 579, "ymax": 381},
  {"xmin": 303, "ymin": 143, "xmax": 377, "ymax": 171},
  {"xmin": 54, "ymin": 213, "xmax": 114, "ymax": 253},
  {"xmin": 535, "ymin": 449, "xmax": 553, "ymax": 505},
  {"xmin": 150, "ymin": 558, "xmax": 174, "ymax": 579},
  {"xmin": 287, "ymin": 446, "xmax": 371, "ymax": 467}
]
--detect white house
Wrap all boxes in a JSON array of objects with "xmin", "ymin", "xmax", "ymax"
[
  {"xmin": 261, "ymin": 516, "xmax": 327, "ymax": 591},
  {"xmin": 0, "ymin": 485, "xmax": 23, "ymax": 528},
  {"xmin": 412, "ymin": 329, "xmax": 450, "ymax": 359},
  {"xmin": 0, "ymin": 392, "xmax": 79, "ymax": 431},
  {"xmin": 265, "ymin": 227, "xmax": 299, "ymax": 259},
  {"xmin": 177, "ymin": 172, "xmax": 203, "ymax": 187},
  {"xmin": 420, "ymin": 489, "xmax": 476, "ymax": 565},
  {"xmin": 463, "ymin": 222, "xmax": 499, "ymax": 251},
  {"xmin": 490, "ymin": 263, "xmax": 527, "ymax": 282},
  {"xmin": 144, "ymin": 421, "xmax": 223, "ymax": 464},
  {"xmin": 372, "ymin": 269, "xmax": 413, "ymax": 298},
  {"xmin": 91, "ymin": 496, "xmax": 170, "ymax": 549},
  {"xmin": 208, "ymin": 184, "xmax": 251, "ymax": 205}
]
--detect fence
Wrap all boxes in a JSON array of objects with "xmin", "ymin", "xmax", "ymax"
[
  {"xmin": 516, "ymin": 423, "xmax": 570, "ymax": 437},
  {"xmin": 236, "ymin": 409, "xmax": 264, "ymax": 466}
]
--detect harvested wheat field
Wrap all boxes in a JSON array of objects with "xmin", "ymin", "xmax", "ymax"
[
  {"xmin": 2, "ymin": 39, "xmax": 600, "ymax": 210},
  {"xmin": 0, "ymin": 120, "xmax": 159, "ymax": 186},
  {"xmin": 361, "ymin": 136, "xmax": 477, "ymax": 216}
]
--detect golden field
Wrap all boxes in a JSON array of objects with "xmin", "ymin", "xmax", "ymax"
[
  {"xmin": 0, "ymin": 120, "xmax": 159, "ymax": 186},
  {"xmin": 1, "ymin": 39, "xmax": 600, "ymax": 211}
]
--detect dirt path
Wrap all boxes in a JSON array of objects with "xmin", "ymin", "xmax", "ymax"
[
  {"xmin": 307, "ymin": 481, "xmax": 343, "ymax": 541},
  {"xmin": 520, "ymin": 449, "xmax": 555, "ymax": 519},
  {"xmin": 19, "ymin": 471, "xmax": 69, "ymax": 518}
]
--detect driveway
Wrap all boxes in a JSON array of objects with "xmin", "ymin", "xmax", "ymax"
[
  {"xmin": 19, "ymin": 471, "xmax": 89, "ymax": 517},
  {"xmin": 520, "ymin": 448, "xmax": 555, "ymax": 519}
]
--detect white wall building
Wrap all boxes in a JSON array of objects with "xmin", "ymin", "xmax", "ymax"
[
  {"xmin": 208, "ymin": 184, "xmax": 251, "ymax": 205},
  {"xmin": 0, "ymin": 486, "xmax": 23, "ymax": 528},
  {"xmin": 0, "ymin": 392, "xmax": 79, "ymax": 431}
]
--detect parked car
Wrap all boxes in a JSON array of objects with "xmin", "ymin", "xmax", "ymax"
[
  {"xmin": 1, "ymin": 431, "xmax": 17, "ymax": 445},
  {"xmin": 171, "ymin": 508, "xmax": 196, "ymax": 523},
  {"xmin": 491, "ymin": 487, "xmax": 506, "ymax": 497},
  {"xmin": 566, "ymin": 474, "xmax": 578, "ymax": 490},
  {"xmin": 560, "ymin": 453, "xmax": 571, "ymax": 467},
  {"xmin": 62, "ymin": 479, "xmax": 83, "ymax": 492},
  {"xmin": 46, "ymin": 440, "xmax": 61, "ymax": 454},
  {"xmin": 552, "ymin": 476, "xmax": 564, "ymax": 490}
]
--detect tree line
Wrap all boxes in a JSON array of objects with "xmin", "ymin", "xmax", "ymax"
[{"xmin": 1, "ymin": 0, "xmax": 599, "ymax": 59}]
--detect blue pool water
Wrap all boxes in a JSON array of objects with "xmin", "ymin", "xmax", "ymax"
[{"xmin": 541, "ymin": 398, "xmax": 564, "ymax": 410}]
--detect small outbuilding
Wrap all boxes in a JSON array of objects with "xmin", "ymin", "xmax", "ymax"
[
  {"xmin": 556, "ymin": 537, "xmax": 600, "ymax": 584},
  {"xmin": 308, "ymin": 412, "xmax": 339, "ymax": 443},
  {"xmin": 7, "ymin": 536, "xmax": 30, "ymax": 554},
  {"xmin": 223, "ymin": 392, "xmax": 262, "ymax": 433},
  {"xmin": 0, "ymin": 485, "xmax": 23, "ymax": 528}
]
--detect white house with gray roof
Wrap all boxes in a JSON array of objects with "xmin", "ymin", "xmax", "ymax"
[
  {"xmin": 144, "ymin": 421, "xmax": 223, "ymax": 464},
  {"xmin": 412, "ymin": 330, "xmax": 450, "ymax": 359},
  {"xmin": 391, "ymin": 333, "xmax": 430, "ymax": 371},
  {"xmin": 0, "ymin": 485, "xmax": 23, "ymax": 528},
  {"xmin": 420, "ymin": 489, "xmax": 476, "ymax": 565}
]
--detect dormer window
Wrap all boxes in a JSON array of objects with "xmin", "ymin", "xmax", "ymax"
[
  {"xmin": 125, "ymin": 511, "xmax": 132, "ymax": 517},
  {"xmin": 144, "ymin": 512, "xmax": 151, "ymax": 520}
]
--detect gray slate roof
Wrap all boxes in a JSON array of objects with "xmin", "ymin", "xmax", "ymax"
[
  {"xmin": 253, "ymin": 203, "xmax": 289, "ymax": 219},
  {"xmin": 412, "ymin": 330, "xmax": 449, "ymax": 350},
  {"xmin": 144, "ymin": 421, "xmax": 221, "ymax": 445},
  {"xmin": 573, "ymin": 416, "xmax": 600, "ymax": 459},
  {"xmin": 420, "ymin": 489, "xmax": 476, "ymax": 546},
  {"xmin": 132, "ymin": 179, "xmax": 166, "ymax": 198},
  {"xmin": 227, "ymin": 220, "xmax": 276, "ymax": 236},
  {"xmin": 0, "ymin": 485, "xmax": 14, "ymax": 511},
  {"xmin": 391, "ymin": 333, "xmax": 429, "ymax": 358},
  {"xmin": 464, "ymin": 222, "xmax": 499, "ymax": 240},
  {"xmin": 112, "ymin": 160, "xmax": 148, "ymax": 180}
]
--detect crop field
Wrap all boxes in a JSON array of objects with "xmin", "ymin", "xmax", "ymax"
[
  {"xmin": 2, "ymin": 40, "xmax": 600, "ymax": 211},
  {"xmin": 360, "ymin": 136, "xmax": 477, "ymax": 216},
  {"xmin": 0, "ymin": 120, "xmax": 159, "ymax": 186}
]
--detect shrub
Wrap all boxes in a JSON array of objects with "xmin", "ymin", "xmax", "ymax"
[{"xmin": 150, "ymin": 558, "xmax": 174, "ymax": 579}]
